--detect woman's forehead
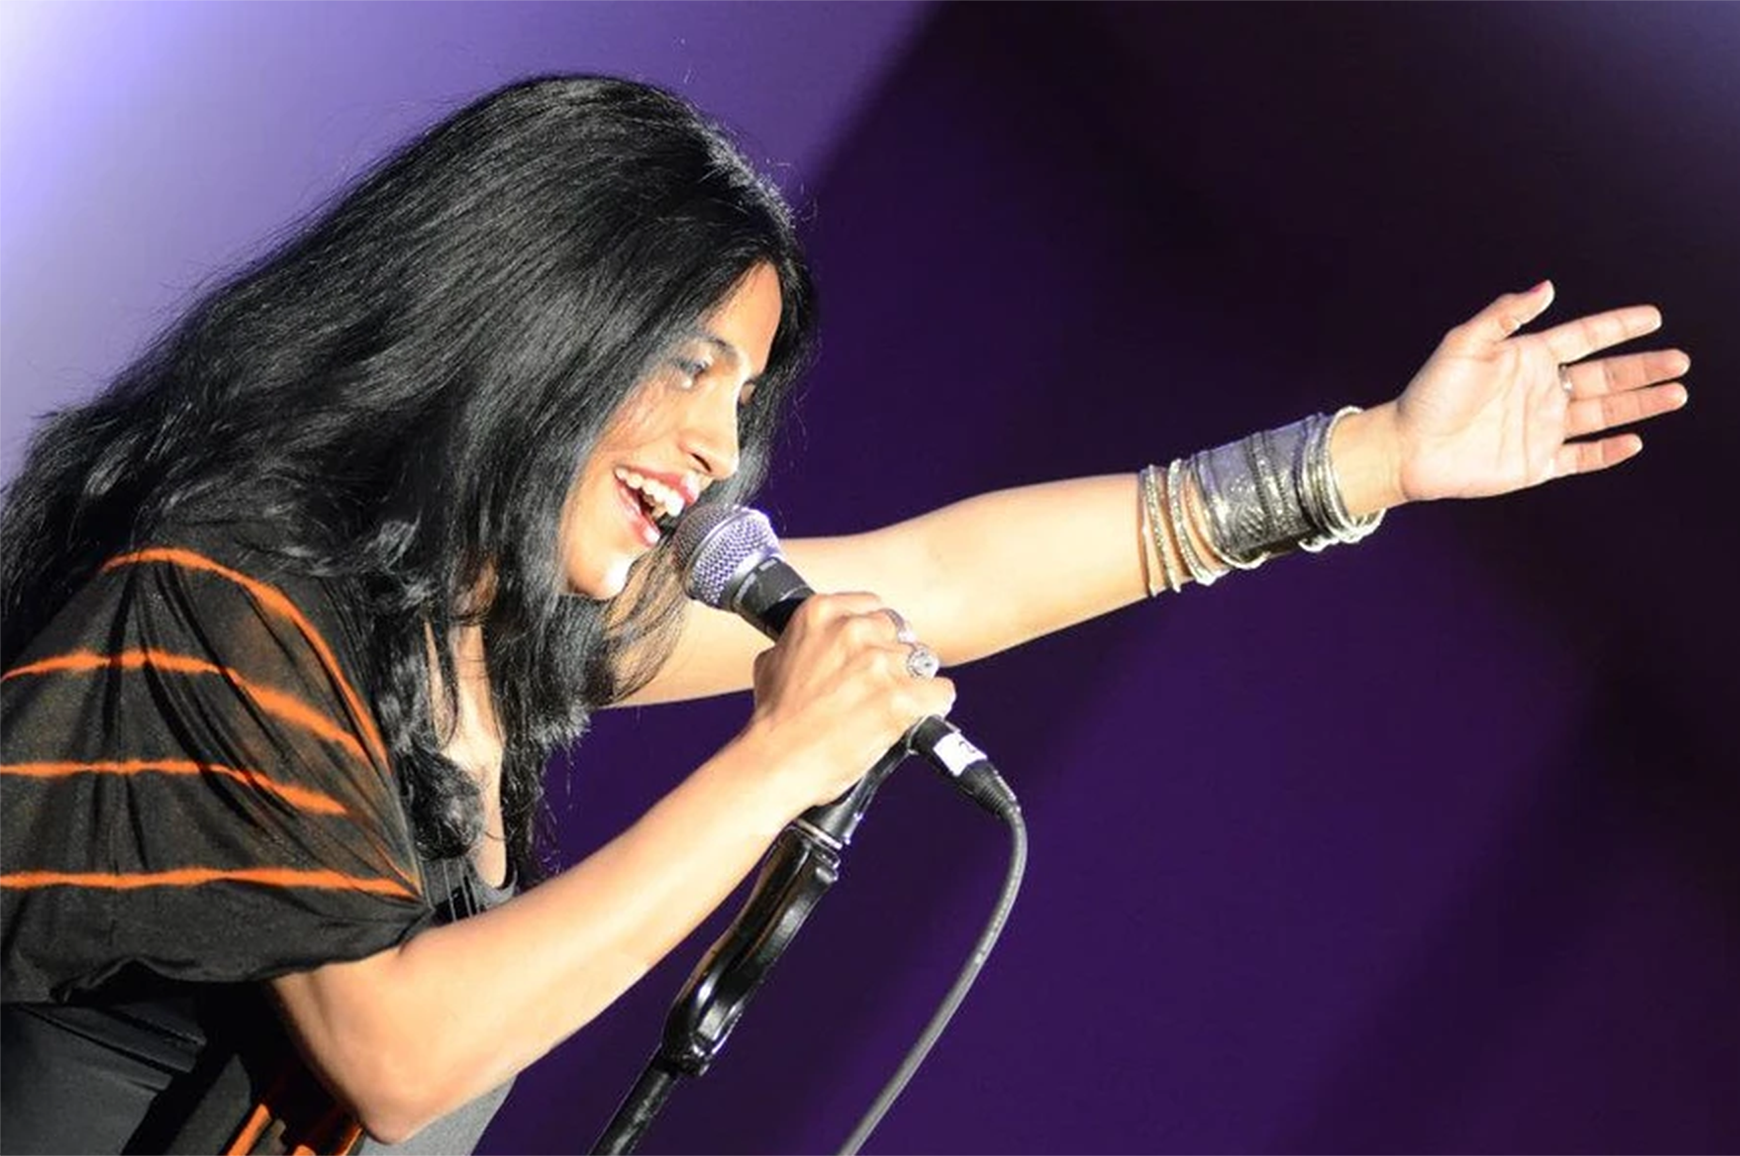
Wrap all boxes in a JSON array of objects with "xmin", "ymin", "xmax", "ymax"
[{"xmin": 699, "ymin": 263, "xmax": 782, "ymax": 376}]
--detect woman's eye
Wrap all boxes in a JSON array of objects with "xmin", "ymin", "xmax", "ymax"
[{"xmin": 670, "ymin": 358, "xmax": 710, "ymax": 387}]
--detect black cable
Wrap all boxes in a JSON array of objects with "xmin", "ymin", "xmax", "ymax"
[{"xmin": 837, "ymin": 801, "xmax": 1028, "ymax": 1155}]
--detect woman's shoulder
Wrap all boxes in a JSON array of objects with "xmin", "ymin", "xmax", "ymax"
[
  {"xmin": 1, "ymin": 508, "xmax": 430, "ymax": 1002},
  {"xmin": 137, "ymin": 510, "xmax": 356, "ymax": 619},
  {"xmin": 5, "ymin": 510, "xmax": 383, "ymax": 773},
  {"xmin": 106, "ymin": 511, "xmax": 367, "ymax": 672}
]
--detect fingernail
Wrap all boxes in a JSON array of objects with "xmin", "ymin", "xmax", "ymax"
[{"xmin": 1531, "ymin": 279, "xmax": 1552, "ymax": 294}]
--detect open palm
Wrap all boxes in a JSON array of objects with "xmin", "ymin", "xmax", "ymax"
[{"xmin": 1393, "ymin": 282, "xmax": 1689, "ymax": 503}]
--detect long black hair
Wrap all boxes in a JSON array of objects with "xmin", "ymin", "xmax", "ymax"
[{"xmin": 0, "ymin": 76, "xmax": 817, "ymax": 882}]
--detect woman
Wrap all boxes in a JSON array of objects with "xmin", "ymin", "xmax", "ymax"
[{"xmin": 0, "ymin": 75, "xmax": 1688, "ymax": 1153}]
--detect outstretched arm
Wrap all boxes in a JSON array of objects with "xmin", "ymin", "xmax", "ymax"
[
  {"xmin": 622, "ymin": 281, "xmax": 1688, "ymax": 707},
  {"xmin": 268, "ymin": 283, "xmax": 1687, "ymax": 1142}
]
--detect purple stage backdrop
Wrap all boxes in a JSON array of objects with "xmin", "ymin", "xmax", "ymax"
[{"xmin": 3, "ymin": 4, "xmax": 1736, "ymax": 1153}]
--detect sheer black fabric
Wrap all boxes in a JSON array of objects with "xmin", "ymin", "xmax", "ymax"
[{"xmin": 2, "ymin": 523, "xmax": 511, "ymax": 1153}]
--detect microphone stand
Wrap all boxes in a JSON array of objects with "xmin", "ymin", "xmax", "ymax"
[{"xmin": 591, "ymin": 741, "xmax": 908, "ymax": 1155}]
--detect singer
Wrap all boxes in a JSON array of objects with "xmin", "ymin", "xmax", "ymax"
[{"xmin": 0, "ymin": 75, "xmax": 1689, "ymax": 1153}]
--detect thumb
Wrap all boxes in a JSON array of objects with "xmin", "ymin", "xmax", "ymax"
[{"xmin": 1448, "ymin": 279, "xmax": 1556, "ymax": 349}]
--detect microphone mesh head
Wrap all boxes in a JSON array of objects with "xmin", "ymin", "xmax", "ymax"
[{"xmin": 671, "ymin": 504, "xmax": 781, "ymax": 608}]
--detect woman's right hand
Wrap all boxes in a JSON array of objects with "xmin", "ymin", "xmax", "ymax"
[
  {"xmin": 271, "ymin": 591, "xmax": 952, "ymax": 1142},
  {"xmin": 742, "ymin": 592, "xmax": 956, "ymax": 814}
]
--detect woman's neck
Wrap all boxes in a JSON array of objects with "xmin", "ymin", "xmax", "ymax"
[{"xmin": 428, "ymin": 622, "xmax": 509, "ymax": 887}]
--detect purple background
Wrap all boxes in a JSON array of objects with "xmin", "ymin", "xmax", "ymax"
[{"xmin": 4, "ymin": 4, "xmax": 1736, "ymax": 1153}]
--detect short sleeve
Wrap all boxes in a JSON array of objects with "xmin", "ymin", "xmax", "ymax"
[{"xmin": 2, "ymin": 535, "xmax": 432, "ymax": 1003}]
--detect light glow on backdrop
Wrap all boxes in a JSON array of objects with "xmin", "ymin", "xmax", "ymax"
[
  {"xmin": 0, "ymin": 1, "xmax": 933, "ymax": 476},
  {"xmin": 3, "ymin": 4, "xmax": 1736, "ymax": 1154}
]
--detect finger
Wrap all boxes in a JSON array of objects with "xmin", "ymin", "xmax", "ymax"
[
  {"xmin": 879, "ymin": 606, "xmax": 917, "ymax": 644},
  {"xmin": 870, "ymin": 638, "xmax": 943, "ymax": 681},
  {"xmin": 905, "ymin": 640, "xmax": 942, "ymax": 679},
  {"xmin": 919, "ymin": 676, "xmax": 957, "ymax": 718},
  {"xmin": 1565, "ymin": 381, "xmax": 1688, "ymax": 439},
  {"xmin": 1552, "ymin": 433, "xmax": 1644, "ymax": 479},
  {"xmin": 838, "ymin": 609, "xmax": 902, "ymax": 650},
  {"xmin": 1537, "ymin": 304, "xmax": 1663, "ymax": 364},
  {"xmin": 1446, "ymin": 280, "xmax": 1555, "ymax": 349},
  {"xmin": 796, "ymin": 591, "xmax": 886, "ymax": 628},
  {"xmin": 895, "ymin": 674, "xmax": 957, "ymax": 723},
  {"xmin": 1563, "ymin": 348, "xmax": 1691, "ymax": 399},
  {"xmin": 750, "ymin": 647, "xmax": 779, "ymax": 697},
  {"xmin": 866, "ymin": 643, "xmax": 950, "ymax": 698}
]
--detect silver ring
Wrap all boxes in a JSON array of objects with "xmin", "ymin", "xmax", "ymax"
[
  {"xmin": 883, "ymin": 607, "xmax": 917, "ymax": 645},
  {"xmin": 905, "ymin": 642, "xmax": 940, "ymax": 679},
  {"xmin": 1558, "ymin": 364, "xmax": 1575, "ymax": 394}
]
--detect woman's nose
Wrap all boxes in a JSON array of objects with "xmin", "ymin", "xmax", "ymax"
[{"xmin": 679, "ymin": 386, "xmax": 741, "ymax": 481}]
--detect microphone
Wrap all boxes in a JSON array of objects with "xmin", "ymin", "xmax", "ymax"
[{"xmin": 670, "ymin": 503, "xmax": 1018, "ymax": 832}]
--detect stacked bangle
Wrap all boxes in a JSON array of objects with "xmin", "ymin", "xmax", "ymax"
[
  {"xmin": 1166, "ymin": 458, "xmax": 1226, "ymax": 586},
  {"xmin": 1136, "ymin": 466, "xmax": 1160, "ymax": 598},
  {"xmin": 1139, "ymin": 464, "xmax": 1181, "ymax": 595},
  {"xmin": 1137, "ymin": 407, "xmax": 1384, "ymax": 596}
]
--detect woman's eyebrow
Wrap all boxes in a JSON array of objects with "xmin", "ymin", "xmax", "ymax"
[
  {"xmin": 687, "ymin": 329, "xmax": 772, "ymax": 378},
  {"xmin": 683, "ymin": 329, "xmax": 742, "ymax": 367}
]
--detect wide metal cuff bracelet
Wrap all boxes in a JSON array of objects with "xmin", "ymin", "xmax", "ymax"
[{"xmin": 1192, "ymin": 409, "xmax": 1382, "ymax": 565}]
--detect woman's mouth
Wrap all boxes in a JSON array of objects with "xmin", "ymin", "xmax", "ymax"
[{"xmin": 613, "ymin": 467, "xmax": 687, "ymax": 547}]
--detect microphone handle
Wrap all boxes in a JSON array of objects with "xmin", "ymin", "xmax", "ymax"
[
  {"xmin": 718, "ymin": 559, "xmax": 889, "ymax": 848},
  {"xmin": 728, "ymin": 555, "xmax": 811, "ymax": 641}
]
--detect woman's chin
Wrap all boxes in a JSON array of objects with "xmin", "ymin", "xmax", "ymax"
[{"xmin": 565, "ymin": 556, "xmax": 635, "ymax": 601}]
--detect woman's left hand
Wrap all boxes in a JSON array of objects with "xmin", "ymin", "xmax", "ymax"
[{"xmin": 1389, "ymin": 280, "xmax": 1689, "ymax": 503}]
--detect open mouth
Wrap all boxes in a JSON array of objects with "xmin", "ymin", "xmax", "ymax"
[
  {"xmin": 614, "ymin": 468, "xmax": 687, "ymax": 546},
  {"xmin": 614, "ymin": 478, "xmax": 662, "ymax": 546}
]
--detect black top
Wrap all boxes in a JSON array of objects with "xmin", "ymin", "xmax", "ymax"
[{"xmin": 1, "ymin": 521, "xmax": 514, "ymax": 1153}]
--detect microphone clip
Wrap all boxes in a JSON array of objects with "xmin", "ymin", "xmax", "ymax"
[{"xmin": 654, "ymin": 741, "xmax": 905, "ymax": 1078}]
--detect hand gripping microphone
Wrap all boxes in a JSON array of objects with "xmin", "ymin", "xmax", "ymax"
[{"xmin": 669, "ymin": 503, "xmax": 1018, "ymax": 835}]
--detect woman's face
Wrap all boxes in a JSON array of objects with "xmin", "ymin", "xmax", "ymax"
[{"xmin": 561, "ymin": 262, "xmax": 785, "ymax": 599}]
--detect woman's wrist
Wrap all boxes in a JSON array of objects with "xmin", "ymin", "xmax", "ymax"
[
  {"xmin": 1328, "ymin": 401, "xmax": 1409, "ymax": 517},
  {"xmin": 718, "ymin": 713, "xmax": 856, "ymax": 833},
  {"xmin": 701, "ymin": 719, "xmax": 796, "ymax": 836}
]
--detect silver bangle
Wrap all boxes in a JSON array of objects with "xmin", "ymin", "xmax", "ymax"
[
  {"xmin": 1298, "ymin": 412, "xmax": 1340, "ymax": 552},
  {"xmin": 1167, "ymin": 458, "xmax": 1225, "ymax": 587},
  {"xmin": 1137, "ymin": 466, "xmax": 1159, "ymax": 597},
  {"xmin": 1139, "ymin": 464, "xmax": 1180, "ymax": 595},
  {"xmin": 1315, "ymin": 406, "xmax": 1385, "ymax": 545}
]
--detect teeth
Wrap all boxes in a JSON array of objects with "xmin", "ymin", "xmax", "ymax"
[{"xmin": 614, "ymin": 468, "xmax": 686, "ymax": 521}]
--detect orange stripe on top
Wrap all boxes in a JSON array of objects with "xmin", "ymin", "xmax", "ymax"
[
  {"xmin": 224, "ymin": 1061, "xmax": 294, "ymax": 1156},
  {"xmin": 102, "ymin": 548, "xmax": 388, "ymax": 767},
  {"xmin": 225, "ymin": 1097, "xmax": 277, "ymax": 1156},
  {"xmin": 2, "ymin": 760, "xmax": 349, "ymax": 816},
  {"xmin": 3, "ymin": 650, "xmax": 369, "ymax": 764},
  {"xmin": 291, "ymin": 1101, "xmax": 353, "ymax": 1156},
  {"xmin": 0, "ymin": 867, "xmax": 416, "ymax": 897},
  {"xmin": 333, "ymin": 1119, "xmax": 365, "ymax": 1155}
]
